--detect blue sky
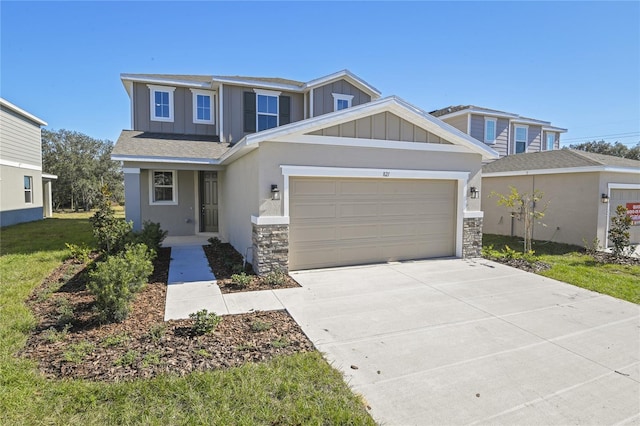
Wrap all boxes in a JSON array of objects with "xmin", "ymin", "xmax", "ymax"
[{"xmin": 2, "ymin": 1, "xmax": 639, "ymax": 147}]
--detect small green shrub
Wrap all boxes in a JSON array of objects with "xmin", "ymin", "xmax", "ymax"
[
  {"xmin": 43, "ymin": 324, "xmax": 71, "ymax": 343},
  {"xmin": 207, "ymin": 237, "xmax": 222, "ymax": 249},
  {"xmin": 263, "ymin": 269, "xmax": 287, "ymax": 286},
  {"xmin": 90, "ymin": 186, "xmax": 133, "ymax": 254},
  {"xmin": 609, "ymin": 205, "xmax": 632, "ymax": 258},
  {"xmin": 231, "ymin": 263, "xmax": 244, "ymax": 274},
  {"xmin": 115, "ymin": 350, "xmax": 139, "ymax": 367},
  {"xmin": 231, "ymin": 272, "xmax": 252, "ymax": 288},
  {"xmin": 101, "ymin": 332, "xmax": 130, "ymax": 348},
  {"xmin": 271, "ymin": 337, "xmax": 290, "ymax": 349},
  {"xmin": 148, "ymin": 323, "xmax": 167, "ymax": 342},
  {"xmin": 64, "ymin": 341, "xmax": 94, "ymax": 363},
  {"xmin": 196, "ymin": 348, "xmax": 211, "ymax": 357},
  {"xmin": 65, "ymin": 242, "xmax": 92, "ymax": 263},
  {"xmin": 55, "ymin": 297, "xmax": 74, "ymax": 325},
  {"xmin": 142, "ymin": 351, "xmax": 162, "ymax": 367},
  {"xmin": 583, "ymin": 237, "xmax": 602, "ymax": 256},
  {"xmin": 482, "ymin": 244, "xmax": 537, "ymax": 265},
  {"xmin": 250, "ymin": 320, "xmax": 272, "ymax": 332},
  {"xmin": 88, "ymin": 243, "xmax": 154, "ymax": 322},
  {"xmin": 129, "ymin": 220, "xmax": 167, "ymax": 253},
  {"xmin": 189, "ymin": 309, "xmax": 222, "ymax": 335}
]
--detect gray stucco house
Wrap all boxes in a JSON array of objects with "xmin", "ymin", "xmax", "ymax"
[
  {"xmin": 0, "ymin": 98, "xmax": 56, "ymax": 227},
  {"xmin": 430, "ymin": 105, "xmax": 567, "ymax": 158},
  {"xmin": 112, "ymin": 70, "xmax": 499, "ymax": 273},
  {"xmin": 482, "ymin": 149, "xmax": 640, "ymax": 249}
]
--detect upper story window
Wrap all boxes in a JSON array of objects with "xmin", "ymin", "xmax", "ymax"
[
  {"xmin": 514, "ymin": 125, "xmax": 528, "ymax": 154},
  {"xmin": 24, "ymin": 176, "xmax": 33, "ymax": 203},
  {"xmin": 332, "ymin": 93, "xmax": 354, "ymax": 111},
  {"xmin": 150, "ymin": 170, "xmax": 178, "ymax": 205},
  {"xmin": 546, "ymin": 132, "xmax": 556, "ymax": 150},
  {"xmin": 190, "ymin": 89, "xmax": 214, "ymax": 125},
  {"xmin": 256, "ymin": 89, "xmax": 280, "ymax": 131},
  {"xmin": 484, "ymin": 118, "xmax": 497, "ymax": 144},
  {"xmin": 147, "ymin": 85, "xmax": 175, "ymax": 122}
]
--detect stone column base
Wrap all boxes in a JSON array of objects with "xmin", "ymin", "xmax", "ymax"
[
  {"xmin": 463, "ymin": 217, "xmax": 483, "ymax": 258},
  {"xmin": 252, "ymin": 223, "xmax": 289, "ymax": 275}
]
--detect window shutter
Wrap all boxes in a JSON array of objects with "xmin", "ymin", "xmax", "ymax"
[
  {"xmin": 243, "ymin": 92, "xmax": 256, "ymax": 132},
  {"xmin": 279, "ymin": 96, "xmax": 291, "ymax": 126}
]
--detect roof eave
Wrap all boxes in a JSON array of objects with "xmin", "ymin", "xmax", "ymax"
[
  {"xmin": 304, "ymin": 70, "xmax": 382, "ymax": 98},
  {"xmin": 483, "ymin": 165, "xmax": 640, "ymax": 177},
  {"xmin": 0, "ymin": 98, "xmax": 48, "ymax": 126},
  {"xmin": 120, "ymin": 74, "xmax": 213, "ymax": 89},
  {"xmin": 111, "ymin": 154, "xmax": 222, "ymax": 165}
]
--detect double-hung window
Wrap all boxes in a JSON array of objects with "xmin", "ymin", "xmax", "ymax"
[
  {"xmin": 484, "ymin": 118, "xmax": 497, "ymax": 144},
  {"xmin": 150, "ymin": 170, "xmax": 177, "ymax": 204},
  {"xmin": 332, "ymin": 93, "xmax": 354, "ymax": 111},
  {"xmin": 191, "ymin": 89, "xmax": 214, "ymax": 124},
  {"xmin": 514, "ymin": 126, "xmax": 528, "ymax": 154},
  {"xmin": 148, "ymin": 85, "xmax": 175, "ymax": 122},
  {"xmin": 256, "ymin": 91, "xmax": 279, "ymax": 131},
  {"xmin": 546, "ymin": 132, "xmax": 555, "ymax": 150},
  {"xmin": 24, "ymin": 176, "xmax": 33, "ymax": 203}
]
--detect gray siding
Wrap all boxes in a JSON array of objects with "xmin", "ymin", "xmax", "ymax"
[
  {"xmin": 442, "ymin": 114, "xmax": 468, "ymax": 134},
  {"xmin": 528, "ymin": 126, "xmax": 542, "ymax": 152},
  {"xmin": 468, "ymin": 115, "xmax": 509, "ymax": 156},
  {"xmin": 469, "ymin": 114, "xmax": 484, "ymax": 142},
  {"xmin": 312, "ymin": 79, "xmax": 372, "ymax": 117},
  {"xmin": 0, "ymin": 164, "xmax": 44, "ymax": 220},
  {"xmin": 222, "ymin": 84, "xmax": 304, "ymax": 144},
  {"xmin": 132, "ymin": 83, "xmax": 217, "ymax": 136},
  {"xmin": 0, "ymin": 105, "xmax": 42, "ymax": 166},
  {"xmin": 307, "ymin": 112, "xmax": 451, "ymax": 144}
]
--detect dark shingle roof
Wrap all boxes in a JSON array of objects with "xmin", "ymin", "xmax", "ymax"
[
  {"xmin": 214, "ymin": 75, "xmax": 305, "ymax": 87},
  {"xmin": 429, "ymin": 105, "xmax": 472, "ymax": 117},
  {"xmin": 123, "ymin": 74, "xmax": 214, "ymax": 83},
  {"xmin": 483, "ymin": 149, "xmax": 640, "ymax": 173},
  {"xmin": 112, "ymin": 131, "xmax": 230, "ymax": 161}
]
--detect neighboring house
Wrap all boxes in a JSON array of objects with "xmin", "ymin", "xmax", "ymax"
[
  {"xmin": 482, "ymin": 149, "xmax": 640, "ymax": 249},
  {"xmin": 0, "ymin": 98, "xmax": 57, "ymax": 227},
  {"xmin": 112, "ymin": 70, "xmax": 499, "ymax": 273},
  {"xmin": 430, "ymin": 105, "xmax": 567, "ymax": 157}
]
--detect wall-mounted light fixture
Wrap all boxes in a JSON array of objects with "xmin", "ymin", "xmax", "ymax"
[
  {"xmin": 601, "ymin": 193, "xmax": 609, "ymax": 204},
  {"xmin": 470, "ymin": 186, "xmax": 480, "ymax": 199},
  {"xmin": 271, "ymin": 184, "xmax": 280, "ymax": 201}
]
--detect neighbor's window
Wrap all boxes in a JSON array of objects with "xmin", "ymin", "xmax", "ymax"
[
  {"xmin": 24, "ymin": 176, "xmax": 33, "ymax": 203},
  {"xmin": 546, "ymin": 132, "xmax": 555, "ymax": 150},
  {"xmin": 332, "ymin": 93, "xmax": 354, "ymax": 111},
  {"xmin": 257, "ymin": 93, "xmax": 278, "ymax": 131},
  {"xmin": 515, "ymin": 126, "xmax": 528, "ymax": 154},
  {"xmin": 148, "ymin": 85, "xmax": 175, "ymax": 122},
  {"xmin": 191, "ymin": 89, "xmax": 214, "ymax": 124},
  {"xmin": 484, "ymin": 118, "xmax": 497, "ymax": 144},
  {"xmin": 151, "ymin": 170, "xmax": 177, "ymax": 204}
]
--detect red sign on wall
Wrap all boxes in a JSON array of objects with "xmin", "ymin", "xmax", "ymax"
[{"xmin": 627, "ymin": 203, "xmax": 640, "ymax": 226}]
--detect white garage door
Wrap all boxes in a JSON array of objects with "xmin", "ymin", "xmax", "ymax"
[
  {"xmin": 289, "ymin": 177, "xmax": 457, "ymax": 270},
  {"xmin": 609, "ymin": 189, "xmax": 640, "ymax": 245}
]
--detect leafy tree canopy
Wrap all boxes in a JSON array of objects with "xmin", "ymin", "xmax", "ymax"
[
  {"xmin": 42, "ymin": 129, "xmax": 123, "ymax": 211},
  {"xmin": 568, "ymin": 140, "xmax": 640, "ymax": 160}
]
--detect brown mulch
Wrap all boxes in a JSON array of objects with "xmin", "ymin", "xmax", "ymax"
[
  {"xmin": 202, "ymin": 242, "xmax": 301, "ymax": 293},
  {"xmin": 489, "ymin": 258, "xmax": 551, "ymax": 273},
  {"xmin": 590, "ymin": 251, "xmax": 640, "ymax": 266},
  {"xmin": 20, "ymin": 247, "xmax": 314, "ymax": 382}
]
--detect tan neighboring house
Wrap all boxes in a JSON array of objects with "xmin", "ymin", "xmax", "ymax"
[
  {"xmin": 482, "ymin": 149, "xmax": 640, "ymax": 249},
  {"xmin": 430, "ymin": 105, "xmax": 567, "ymax": 157},
  {"xmin": 112, "ymin": 70, "xmax": 499, "ymax": 273},
  {"xmin": 0, "ymin": 98, "xmax": 56, "ymax": 227}
]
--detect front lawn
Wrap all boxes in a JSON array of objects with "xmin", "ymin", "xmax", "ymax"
[
  {"xmin": 483, "ymin": 234, "xmax": 640, "ymax": 304},
  {"xmin": 0, "ymin": 213, "xmax": 374, "ymax": 425}
]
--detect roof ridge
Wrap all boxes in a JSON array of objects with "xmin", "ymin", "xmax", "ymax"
[{"xmin": 566, "ymin": 149, "xmax": 609, "ymax": 166}]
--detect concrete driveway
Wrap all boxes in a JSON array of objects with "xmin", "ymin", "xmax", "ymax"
[{"xmin": 279, "ymin": 258, "xmax": 640, "ymax": 425}]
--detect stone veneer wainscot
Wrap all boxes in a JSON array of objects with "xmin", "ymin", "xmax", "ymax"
[
  {"xmin": 252, "ymin": 223, "xmax": 289, "ymax": 275},
  {"xmin": 462, "ymin": 217, "xmax": 483, "ymax": 258}
]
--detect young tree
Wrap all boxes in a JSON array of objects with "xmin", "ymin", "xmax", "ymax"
[
  {"xmin": 491, "ymin": 186, "xmax": 547, "ymax": 253},
  {"xmin": 90, "ymin": 186, "xmax": 132, "ymax": 254},
  {"xmin": 608, "ymin": 205, "xmax": 632, "ymax": 258}
]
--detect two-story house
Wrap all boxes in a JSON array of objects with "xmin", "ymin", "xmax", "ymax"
[
  {"xmin": 430, "ymin": 105, "xmax": 567, "ymax": 158},
  {"xmin": 0, "ymin": 98, "xmax": 57, "ymax": 227},
  {"xmin": 112, "ymin": 70, "xmax": 499, "ymax": 273}
]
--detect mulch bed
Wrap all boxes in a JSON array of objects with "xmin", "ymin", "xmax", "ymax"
[
  {"xmin": 590, "ymin": 251, "xmax": 640, "ymax": 266},
  {"xmin": 484, "ymin": 249, "xmax": 639, "ymax": 272},
  {"xmin": 202, "ymin": 242, "xmax": 301, "ymax": 293},
  {"xmin": 20, "ymin": 247, "xmax": 314, "ymax": 382}
]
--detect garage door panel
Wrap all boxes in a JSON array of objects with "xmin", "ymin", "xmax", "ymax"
[
  {"xmin": 609, "ymin": 189, "xmax": 640, "ymax": 245},
  {"xmin": 292, "ymin": 180, "xmax": 336, "ymax": 196},
  {"xmin": 289, "ymin": 177, "xmax": 457, "ymax": 270}
]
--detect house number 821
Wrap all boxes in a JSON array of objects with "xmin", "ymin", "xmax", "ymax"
[{"xmin": 382, "ymin": 171, "xmax": 390, "ymax": 177}]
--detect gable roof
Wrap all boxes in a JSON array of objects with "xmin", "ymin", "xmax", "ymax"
[
  {"xmin": 430, "ymin": 105, "xmax": 567, "ymax": 132},
  {"xmin": 483, "ymin": 149, "xmax": 640, "ymax": 176},
  {"xmin": 0, "ymin": 98, "xmax": 48, "ymax": 126}
]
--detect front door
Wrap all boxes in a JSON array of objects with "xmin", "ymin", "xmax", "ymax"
[{"xmin": 200, "ymin": 171, "xmax": 218, "ymax": 232}]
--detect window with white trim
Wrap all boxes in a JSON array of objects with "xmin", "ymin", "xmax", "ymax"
[
  {"xmin": 150, "ymin": 170, "xmax": 178, "ymax": 204},
  {"xmin": 190, "ymin": 89, "xmax": 214, "ymax": 124},
  {"xmin": 24, "ymin": 176, "xmax": 33, "ymax": 204},
  {"xmin": 332, "ymin": 93, "xmax": 354, "ymax": 111},
  {"xmin": 546, "ymin": 132, "xmax": 555, "ymax": 150},
  {"xmin": 256, "ymin": 90, "xmax": 279, "ymax": 131},
  {"xmin": 148, "ymin": 85, "xmax": 175, "ymax": 122},
  {"xmin": 514, "ymin": 126, "xmax": 528, "ymax": 154},
  {"xmin": 484, "ymin": 118, "xmax": 497, "ymax": 144}
]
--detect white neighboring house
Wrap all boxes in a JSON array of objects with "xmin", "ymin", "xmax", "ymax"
[{"xmin": 0, "ymin": 98, "xmax": 57, "ymax": 227}]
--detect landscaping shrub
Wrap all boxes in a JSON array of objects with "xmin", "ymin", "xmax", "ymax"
[
  {"xmin": 87, "ymin": 243, "xmax": 154, "ymax": 322},
  {"xmin": 129, "ymin": 220, "xmax": 167, "ymax": 253},
  {"xmin": 263, "ymin": 269, "xmax": 287, "ymax": 286},
  {"xmin": 609, "ymin": 205, "xmax": 632, "ymax": 258},
  {"xmin": 65, "ymin": 242, "xmax": 92, "ymax": 263},
  {"xmin": 189, "ymin": 309, "xmax": 222, "ymax": 335},
  {"xmin": 231, "ymin": 272, "xmax": 252, "ymax": 288},
  {"xmin": 207, "ymin": 236, "xmax": 222, "ymax": 249},
  {"xmin": 90, "ymin": 186, "xmax": 132, "ymax": 254}
]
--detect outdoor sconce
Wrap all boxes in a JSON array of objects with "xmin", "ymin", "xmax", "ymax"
[
  {"xmin": 470, "ymin": 187, "xmax": 480, "ymax": 199},
  {"xmin": 271, "ymin": 184, "xmax": 280, "ymax": 201},
  {"xmin": 601, "ymin": 193, "xmax": 609, "ymax": 204}
]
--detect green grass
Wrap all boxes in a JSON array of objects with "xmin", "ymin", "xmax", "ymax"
[
  {"xmin": 0, "ymin": 212, "xmax": 374, "ymax": 425},
  {"xmin": 483, "ymin": 234, "xmax": 640, "ymax": 304}
]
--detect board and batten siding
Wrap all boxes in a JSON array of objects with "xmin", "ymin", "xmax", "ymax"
[
  {"xmin": 312, "ymin": 79, "xmax": 371, "ymax": 117},
  {"xmin": 221, "ymin": 84, "xmax": 304, "ymax": 144},
  {"xmin": 442, "ymin": 114, "xmax": 468, "ymax": 134},
  {"xmin": 0, "ymin": 105, "xmax": 42, "ymax": 166},
  {"xmin": 307, "ymin": 112, "xmax": 450, "ymax": 144},
  {"xmin": 132, "ymin": 83, "xmax": 217, "ymax": 136}
]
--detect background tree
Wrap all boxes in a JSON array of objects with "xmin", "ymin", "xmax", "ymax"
[
  {"xmin": 42, "ymin": 129, "xmax": 123, "ymax": 210},
  {"xmin": 568, "ymin": 140, "xmax": 640, "ymax": 160}
]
